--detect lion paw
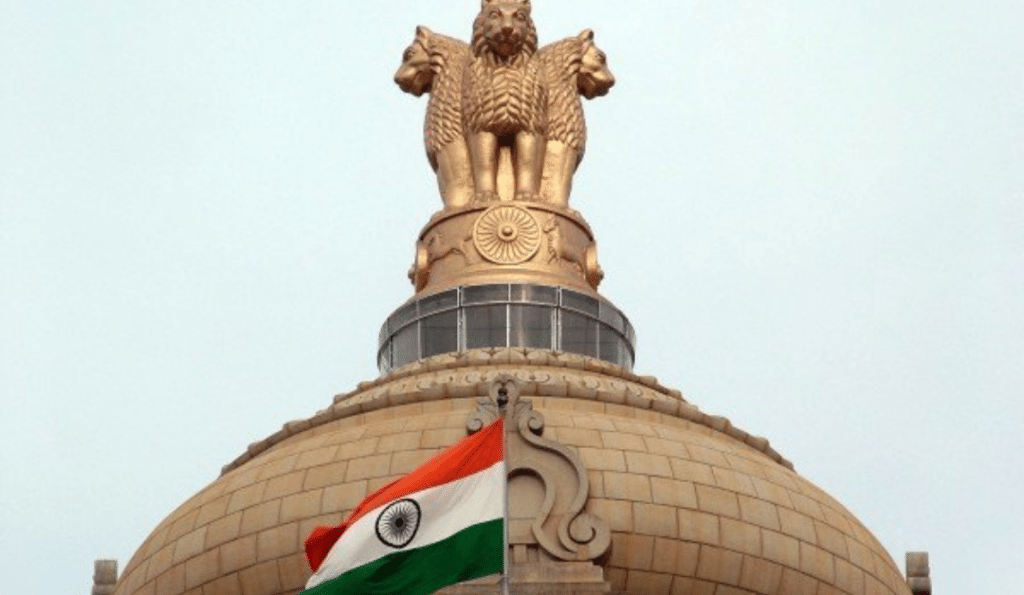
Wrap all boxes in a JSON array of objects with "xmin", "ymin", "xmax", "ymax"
[
  {"xmin": 473, "ymin": 190, "xmax": 500, "ymax": 204},
  {"xmin": 514, "ymin": 191, "xmax": 541, "ymax": 202}
]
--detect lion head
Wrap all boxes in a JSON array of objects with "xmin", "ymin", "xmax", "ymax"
[
  {"xmin": 394, "ymin": 26, "xmax": 433, "ymax": 96},
  {"xmin": 471, "ymin": 0, "xmax": 538, "ymax": 61},
  {"xmin": 576, "ymin": 29, "xmax": 614, "ymax": 99}
]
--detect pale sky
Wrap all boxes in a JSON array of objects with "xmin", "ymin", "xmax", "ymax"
[{"xmin": 2, "ymin": 2, "xmax": 1022, "ymax": 594}]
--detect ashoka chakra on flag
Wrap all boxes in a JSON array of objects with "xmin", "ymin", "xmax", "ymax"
[
  {"xmin": 300, "ymin": 419, "xmax": 505, "ymax": 595},
  {"xmin": 375, "ymin": 499, "xmax": 421, "ymax": 548}
]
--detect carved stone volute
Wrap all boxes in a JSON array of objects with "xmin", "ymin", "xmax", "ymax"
[{"xmin": 468, "ymin": 376, "xmax": 611, "ymax": 563}]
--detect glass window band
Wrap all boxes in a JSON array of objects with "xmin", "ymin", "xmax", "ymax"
[{"xmin": 377, "ymin": 284, "xmax": 635, "ymax": 374}]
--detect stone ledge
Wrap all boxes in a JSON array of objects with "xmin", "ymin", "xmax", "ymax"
[{"xmin": 221, "ymin": 349, "xmax": 792, "ymax": 476}]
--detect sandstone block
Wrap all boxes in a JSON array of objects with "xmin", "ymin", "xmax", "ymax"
[
  {"xmin": 603, "ymin": 472, "xmax": 651, "ymax": 502},
  {"xmin": 226, "ymin": 484, "xmax": 267, "ymax": 515},
  {"xmin": 677, "ymin": 509, "xmax": 720, "ymax": 545},
  {"xmin": 649, "ymin": 477, "xmax": 697, "ymax": 509},
  {"xmin": 262, "ymin": 471, "xmax": 306, "ymax": 500},
  {"xmin": 586, "ymin": 498, "xmax": 633, "ymax": 532},
  {"xmin": 669, "ymin": 459, "xmax": 715, "ymax": 485},
  {"xmin": 602, "ymin": 432, "xmax": 646, "ymax": 452},
  {"xmin": 695, "ymin": 485, "xmax": 740, "ymax": 519},
  {"xmin": 203, "ymin": 512, "xmax": 242, "ymax": 550},
  {"xmin": 799, "ymin": 542, "xmax": 835, "ymax": 584},
  {"xmin": 625, "ymin": 570, "xmax": 673, "ymax": 593},
  {"xmin": 720, "ymin": 517, "xmax": 762, "ymax": 557},
  {"xmin": 281, "ymin": 490, "xmax": 322, "ymax": 524},
  {"xmin": 294, "ymin": 445, "xmax": 338, "ymax": 470},
  {"xmin": 651, "ymin": 538, "xmax": 699, "ymax": 576},
  {"xmin": 778, "ymin": 507, "xmax": 816, "ymax": 544},
  {"xmin": 634, "ymin": 502, "xmax": 678, "ymax": 538},
  {"xmin": 154, "ymin": 564, "xmax": 184, "ymax": 595},
  {"xmin": 608, "ymin": 533, "xmax": 654, "ymax": 570},
  {"xmin": 256, "ymin": 522, "xmax": 298, "ymax": 562},
  {"xmin": 219, "ymin": 535, "xmax": 257, "ymax": 574},
  {"xmin": 695, "ymin": 545, "xmax": 743, "ymax": 586},
  {"xmin": 578, "ymin": 448, "xmax": 627, "ymax": 472},
  {"xmin": 341, "ymin": 455, "xmax": 388, "ymax": 482},
  {"xmin": 761, "ymin": 529, "xmax": 801, "ymax": 569},
  {"xmin": 172, "ymin": 527, "xmax": 207, "ymax": 564},
  {"xmin": 239, "ymin": 500, "xmax": 281, "ymax": 536},
  {"xmin": 624, "ymin": 452, "xmax": 673, "ymax": 478},
  {"xmin": 738, "ymin": 555, "xmax": 783, "ymax": 593},
  {"xmin": 738, "ymin": 494, "xmax": 781, "ymax": 531},
  {"xmin": 183, "ymin": 548, "xmax": 218, "ymax": 591},
  {"xmin": 322, "ymin": 481, "xmax": 368, "ymax": 514},
  {"xmin": 238, "ymin": 560, "xmax": 281, "ymax": 595}
]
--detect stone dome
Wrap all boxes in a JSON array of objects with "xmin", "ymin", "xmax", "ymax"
[{"xmin": 111, "ymin": 349, "xmax": 912, "ymax": 595}]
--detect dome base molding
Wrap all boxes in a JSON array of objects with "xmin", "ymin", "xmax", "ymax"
[{"xmin": 441, "ymin": 561, "xmax": 613, "ymax": 595}]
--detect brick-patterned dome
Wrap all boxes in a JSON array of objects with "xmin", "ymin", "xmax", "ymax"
[{"xmin": 112, "ymin": 350, "xmax": 911, "ymax": 595}]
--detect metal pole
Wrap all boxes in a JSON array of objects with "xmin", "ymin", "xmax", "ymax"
[{"xmin": 502, "ymin": 416, "xmax": 510, "ymax": 595}]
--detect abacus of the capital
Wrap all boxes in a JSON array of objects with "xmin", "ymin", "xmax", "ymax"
[{"xmin": 395, "ymin": 0, "xmax": 614, "ymax": 296}]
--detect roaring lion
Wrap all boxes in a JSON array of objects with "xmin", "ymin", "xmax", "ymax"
[
  {"xmin": 394, "ymin": 26, "xmax": 474, "ymax": 209},
  {"xmin": 462, "ymin": 0, "xmax": 546, "ymax": 202},
  {"xmin": 538, "ymin": 29, "xmax": 615, "ymax": 208}
]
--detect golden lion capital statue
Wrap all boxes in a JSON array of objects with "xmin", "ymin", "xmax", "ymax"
[{"xmin": 394, "ymin": 0, "xmax": 614, "ymax": 211}]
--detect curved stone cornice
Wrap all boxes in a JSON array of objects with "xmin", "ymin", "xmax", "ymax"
[{"xmin": 221, "ymin": 348, "xmax": 792, "ymax": 475}]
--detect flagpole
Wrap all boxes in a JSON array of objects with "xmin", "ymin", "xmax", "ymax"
[{"xmin": 502, "ymin": 415, "xmax": 510, "ymax": 595}]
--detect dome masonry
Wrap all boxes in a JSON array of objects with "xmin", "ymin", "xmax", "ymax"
[{"xmin": 101, "ymin": 3, "xmax": 929, "ymax": 595}]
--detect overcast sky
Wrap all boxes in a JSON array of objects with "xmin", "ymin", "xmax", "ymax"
[{"xmin": 2, "ymin": 1, "xmax": 1022, "ymax": 594}]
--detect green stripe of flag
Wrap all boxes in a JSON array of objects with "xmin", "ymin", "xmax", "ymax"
[{"xmin": 301, "ymin": 518, "xmax": 503, "ymax": 595}]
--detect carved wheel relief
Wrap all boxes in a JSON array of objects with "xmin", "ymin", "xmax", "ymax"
[
  {"xmin": 473, "ymin": 205, "xmax": 542, "ymax": 265},
  {"xmin": 468, "ymin": 376, "xmax": 611, "ymax": 562}
]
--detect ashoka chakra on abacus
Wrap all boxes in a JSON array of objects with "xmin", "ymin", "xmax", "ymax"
[{"xmin": 473, "ymin": 205, "xmax": 542, "ymax": 265}]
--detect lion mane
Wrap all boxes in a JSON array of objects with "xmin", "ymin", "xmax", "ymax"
[
  {"xmin": 537, "ymin": 29, "xmax": 614, "ymax": 207},
  {"xmin": 395, "ymin": 26, "xmax": 474, "ymax": 208},
  {"xmin": 540, "ymin": 34, "xmax": 589, "ymax": 157},
  {"xmin": 419, "ymin": 32, "xmax": 470, "ymax": 169},
  {"xmin": 462, "ymin": 1, "xmax": 544, "ymax": 137},
  {"xmin": 540, "ymin": 29, "xmax": 615, "ymax": 161}
]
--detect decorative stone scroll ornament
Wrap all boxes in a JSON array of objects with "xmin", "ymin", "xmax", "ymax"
[
  {"xmin": 394, "ymin": 1, "xmax": 614, "ymax": 209},
  {"xmin": 467, "ymin": 376, "xmax": 612, "ymax": 562}
]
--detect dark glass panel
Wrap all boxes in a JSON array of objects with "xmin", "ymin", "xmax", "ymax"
[
  {"xmin": 421, "ymin": 311, "xmax": 459, "ymax": 358},
  {"xmin": 389, "ymin": 302, "xmax": 418, "ymax": 331},
  {"xmin": 465, "ymin": 305, "xmax": 508, "ymax": 349},
  {"xmin": 392, "ymin": 324, "xmax": 420, "ymax": 369},
  {"xmin": 599, "ymin": 325, "xmax": 622, "ymax": 367},
  {"xmin": 463, "ymin": 284, "xmax": 510, "ymax": 305},
  {"xmin": 377, "ymin": 343, "xmax": 392, "ymax": 373},
  {"xmin": 420, "ymin": 290, "xmax": 458, "ymax": 316},
  {"xmin": 510, "ymin": 284, "xmax": 557, "ymax": 305},
  {"xmin": 560, "ymin": 310, "xmax": 598, "ymax": 357},
  {"xmin": 599, "ymin": 302, "xmax": 626, "ymax": 333},
  {"xmin": 625, "ymin": 321, "xmax": 637, "ymax": 346},
  {"xmin": 562, "ymin": 290, "xmax": 599, "ymax": 317},
  {"xmin": 509, "ymin": 305, "xmax": 553, "ymax": 349}
]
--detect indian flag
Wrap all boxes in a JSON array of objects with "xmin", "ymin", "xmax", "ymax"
[{"xmin": 301, "ymin": 418, "xmax": 505, "ymax": 595}]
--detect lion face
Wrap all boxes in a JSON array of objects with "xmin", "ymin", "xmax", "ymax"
[
  {"xmin": 577, "ymin": 40, "xmax": 614, "ymax": 99},
  {"xmin": 394, "ymin": 27, "xmax": 433, "ymax": 96},
  {"xmin": 474, "ymin": 1, "xmax": 535, "ymax": 58}
]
